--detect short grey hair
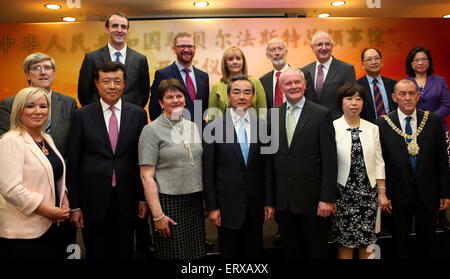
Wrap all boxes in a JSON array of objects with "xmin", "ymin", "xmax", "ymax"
[
  {"xmin": 311, "ymin": 31, "xmax": 334, "ymax": 45},
  {"xmin": 265, "ymin": 38, "xmax": 288, "ymax": 54},
  {"xmin": 22, "ymin": 52, "xmax": 55, "ymax": 74},
  {"xmin": 279, "ymin": 67, "xmax": 305, "ymax": 86}
]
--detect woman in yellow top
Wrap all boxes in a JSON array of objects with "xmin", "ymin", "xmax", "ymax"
[{"xmin": 208, "ymin": 46, "xmax": 267, "ymax": 120}]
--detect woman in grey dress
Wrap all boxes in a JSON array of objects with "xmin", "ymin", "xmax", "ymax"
[{"xmin": 138, "ymin": 78, "xmax": 205, "ymax": 259}]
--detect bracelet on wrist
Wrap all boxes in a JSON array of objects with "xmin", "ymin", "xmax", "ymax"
[
  {"xmin": 377, "ymin": 186, "xmax": 386, "ymax": 191},
  {"xmin": 153, "ymin": 213, "xmax": 165, "ymax": 221}
]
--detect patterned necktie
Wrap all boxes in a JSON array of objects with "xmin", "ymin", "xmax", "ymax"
[
  {"xmin": 286, "ymin": 105, "xmax": 296, "ymax": 147},
  {"xmin": 405, "ymin": 116, "xmax": 416, "ymax": 174},
  {"xmin": 183, "ymin": 67, "xmax": 196, "ymax": 102},
  {"xmin": 238, "ymin": 117, "xmax": 249, "ymax": 165},
  {"xmin": 316, "ymin": 64, "xmax": 324, "ymax": 98},
  {"xmin": 373, "ymin": 79, "xmax": 386, "ymax": 118},
  {"xmin": 46, "ymin": 120, "xmax": 51, "ymax": 134},
  {"xmin": 115, "ymin": 51, "xmax": 121, "ymax": 62},
  {"xmin": 274, "ymin": 71, "xmax": 283, "ymax": 107},
  {"xmin": 109, "ymin": 106, "xmax": 118, "ymax": 186}
]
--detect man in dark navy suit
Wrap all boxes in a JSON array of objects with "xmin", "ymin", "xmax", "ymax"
[
  {"xmin": 203, "ymin": 75, "xmax": 274, "ymax": 258},
  {"xmin": 148, "ymin": 32, "xmax": 209, "ymax": 122},
  {"xmin": 68, "ymin": 62, "xmax": 148, "ymax": 259}
]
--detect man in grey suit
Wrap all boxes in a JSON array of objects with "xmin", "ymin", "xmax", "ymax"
[
  {"xmin": 0, "ymin": 52, "xmax": 77, "ymax": 158},
  {"xmin": 77, "ymin": 12, "xmax": 150, "ymax": 108},
  {"xmin": 301, "ymin": 31, "xmax": 356, "ymax": 119},
  {"xmin": 0, "ymin": 52, "xmax": 77, "ymax": 258},
  {"xmin": 357, "ymin": 48, "xmax": 397, "ymax": 123}
]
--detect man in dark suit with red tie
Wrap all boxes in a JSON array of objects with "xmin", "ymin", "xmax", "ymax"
[
  {"xmin": 357, "ymin": 48, "xmax": 397, "ymax": 123},
  {"xmin": 301, "ymin": 31, "xmax": 356, "ymax": 120},
  {"xmin": 376, "ymin": 79, "xmax": 450, "ymax": 258},
  {"xmin": 67, "ymin": 62, "xmax": 148, "ymax": 259},
  {"xmin": 148, "ymin": 32, "xmax": 209, "ymax": 122}
]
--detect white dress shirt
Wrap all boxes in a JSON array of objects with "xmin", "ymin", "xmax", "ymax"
[
  {"xmin": 314, "ymin": 56, "xmax": 333, "ymax": 90},
  {"xmin": 108, "ymin": 43, "xmax": 127, "ymax": 64},
  {"xmin": 397, "ymin": 108, "xmax": 417, "ymax": 137},
  {"xmin": 100, "ymin": 98, "xmax": 122, "ymax": 133},
  {"xmin": 272, "ymin": 64, "xmax": 290, "ymax": 104},
  {"xmin": 230, "ymin": 108, "xmax": 250, "ymax": 148}
]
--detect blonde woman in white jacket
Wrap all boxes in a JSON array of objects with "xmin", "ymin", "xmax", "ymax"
[{"xmin": 331, "ymin": 83, "xmax": 390, "ymax": 259}]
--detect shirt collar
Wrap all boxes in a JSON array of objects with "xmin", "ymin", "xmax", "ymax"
[
  {"xmin": 275, "ymin": 63, "xmax": 290, "ymax": 74},
  {"xmin": 286, "ymin": 97, "xmax": 305, "ymax": 111},
  {"xmin": 230, "ymin": 108, "xmax": 250, "ymax": 124},
  {"xmin": 316, "ymin": 56, "xmax": 333, "ymax": 69},
  {"xmin": 100, "ymin": 98, "xmax": 122, "ymax": 113},
  {"xmin": 108, "ymin": 43, "xmax": 127, "ymax": 58},
  {"xmin": 175, "ymin": 61, "xmax": 194, "ymax": 72},
  {"xmin": 366, "ymin": 74, "xmax": 382, "ymax": 84},
  {"xmin": 397, "ymin": 108, "xmax": 417, "ymax": 122}
]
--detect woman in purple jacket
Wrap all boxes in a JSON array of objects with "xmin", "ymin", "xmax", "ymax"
[{"xmin": 406, "ymin": 46, "xmax": 450, "ymax": 165}]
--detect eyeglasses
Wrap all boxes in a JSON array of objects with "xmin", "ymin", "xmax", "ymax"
[
  {"xmin": 363, "ymin": 56, "xmax": 381, "ymax": 63},
  {"xmin": 30, "ymin": 65, "xmax": 54, "ymax": 72},
  {"xmin": 312, "ymin": 42, "xmax": 332, "ymax": 47},
  {"xmin": 413, "ymin": 57, "xmax": 428, "ymax": 64},
  {"xmin": 175, "ymin": 45, "xmax": 195, "ymax": 50}
]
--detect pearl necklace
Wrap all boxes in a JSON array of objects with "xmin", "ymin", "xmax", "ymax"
[{"xmin": 163, "ymin": 113, "xmax": 195, "ymax": 166}]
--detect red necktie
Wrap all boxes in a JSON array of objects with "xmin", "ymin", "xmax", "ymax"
[
  {"xmin": 183, "ymin": 68, "xmax": 196, "ymax": 102},
  {"xmin": 274, "ymin": 71, "xmax": 283, "ymax": 107},
  {"xmin": 373, "ymin": 79, "xmax": 386, "ymax": 118},
  {"xmin": 109, "ymin": 106, "xmax": 118, "ymax": 187}
]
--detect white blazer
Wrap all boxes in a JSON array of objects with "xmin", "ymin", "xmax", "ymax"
[
  {"xmin": 333, "ymin": 117, "xmax": 385, "ymax": 188},
  {"xmin": 0, "ymin": 131, "xmax": 66, "ymax": 239}
]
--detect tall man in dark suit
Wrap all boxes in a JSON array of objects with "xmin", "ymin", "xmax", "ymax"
[
  {"xmin": 148, "ymin": 32, "xmax": 209, "ymax": 121},
  {"xmin": 77, "ymin": 12, "xmax": 150, "ymax": 108},
  {"xmin": 0, "ymin": 52, "xmax": 77, "ymax": 259},
  {"xmin": 301, "ymin": 31, "xmax": 356, "ymax": 119},
  {"xmin": 68, "ymin": 62, "xmax": 148, "ymax": 259},
  {"xmin": 272, "ymin": 67, "xmax": 337, "ymax": 259},
  {"xmin": 357, "ymin": 48, "xmax": 397, "ymax": 123},
  {"xmin": 203, "ymin": 75, "xmax": 274, "ymax": 258},
  {"xmin": 376, "ymin": 79, "xmax": 449, "ymax": 259}
]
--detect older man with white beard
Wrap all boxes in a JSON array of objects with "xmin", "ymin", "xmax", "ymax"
[{"xmin": 260, "ymin": 38, "xmax": 314, "ymax": 109}]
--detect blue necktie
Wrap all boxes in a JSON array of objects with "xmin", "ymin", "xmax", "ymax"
[
  {"xmin": 238, "ymin": 117, "xmax": 249, "ymax": 165},
  {"xmin": 405, "ymin": 116, "xmax": 416, "ymax": 174},
  {"xmin": 115, "ymin": 51, "xmax": 121, "ymax": 62}
]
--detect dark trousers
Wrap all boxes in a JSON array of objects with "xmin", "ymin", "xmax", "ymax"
[
  {"xmin": 0, "ymin": 223, "xmax": 59, "ymax": 259},
  {"xmin": 82, "ymin": 188, "xmax": 135, "ymax": 259},
  {"xmin": 391, "ymin": 200, "xmax": 437, "ymax": 259},
  {"xmin": 217, "ymin": 216, "xmax": 264, "ymax": 259},
  {"xmin": 277, "ymin": 209, "xmax": 329, "ymax": 259},
  {"xmin": 135, "ymin": 215, "xmax": 151, "ymax": 252},
  {"xmin": 55, "ymin": 219, "xmax": 77, "ymax": 259}
]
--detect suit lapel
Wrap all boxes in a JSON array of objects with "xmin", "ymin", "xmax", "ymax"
[
  {"xmin": 246, "ymin": 113, "xmax": 259, "ymax": 167},
  {"xmin": 92, "ymin": 101, "xmax": 113, "ymax": 153},
  {"xmin": 50, "ymin": 92, "xmax": 61, "ymax": 138},
  {"xmin": 101, "ymin": 45, "xmax": 111, "ymax": 62},
  {"xmin": 24, "ymin": 133, "xmax": 54, "ymax": 196},
  {"xmin": 123, "ymin": 48, "xmax": 135, "ymax": 92},
  {"xmin": 225, "ymin": 111, "xmax": 246, "ymax": 168},
  {"xmin": 266, "ymin": 71, "xmax": 274, "ymax": 108},
  {"xmin": 414, "ymin": 110, "xmax": 425, "ymax": 173},
  {"xmin": 116, "ymin": 102, "xmax": 129, "ymax": 154},
  {"xmin": 289, "ymin": 100, "xmax": 312, "ymax": 150},
  {"xmin": 278, "ymin": 103, "xmax": 289, "ymax": 151},
  {"xmin": 320, "ymin": 58, "xmax": 338, "ymax": 100},
  {"xmin": 390, "ymin": 111, "xmax": 414, "ymax": 172}
]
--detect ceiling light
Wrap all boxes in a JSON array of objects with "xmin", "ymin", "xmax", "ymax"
[
  {"xmin": 62, "ymin": 17, "xmax": 76, "ymax": 22},
  {"xmin": 194, "ymin": 2, "xmax": 209, "ymax": 7},
  {"xmin": 318, "ymin": 13, "xmax": 330, "ymax": 18},
  {"xmin": 331, "ymin": 1, "xmax": 346, "ymax": 6},
  {"xmin": 45, "ymin": 4, "xmax": 61, "ymax": 10},
  {"xmin": 444, "ymin": 14, "xmax": 450, "ymax": 18}
]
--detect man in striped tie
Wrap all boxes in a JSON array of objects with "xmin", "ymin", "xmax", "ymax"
[{"xmin": 357, "ymin": 48, "xmax": 397, "ymax": 123}]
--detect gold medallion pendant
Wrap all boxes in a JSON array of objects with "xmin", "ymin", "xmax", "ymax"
[
  {"xmin": 407, "ymin": 141, "xmax": 420, "ymax": 156},
  {"xmin": 382, "ymin": 111, "xmax": 429, "ymax": 157}
]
